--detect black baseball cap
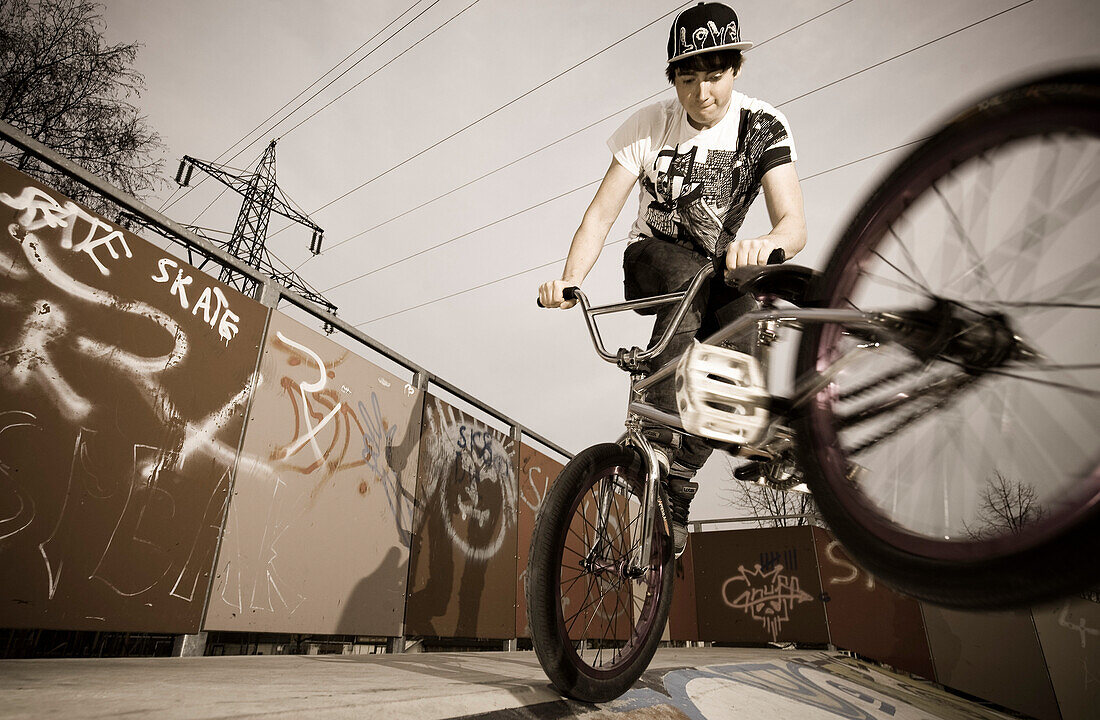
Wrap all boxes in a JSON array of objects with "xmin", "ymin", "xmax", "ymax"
[{"xmin": 667, "ymin": 2, "xmax": 753, "ymax": 63}]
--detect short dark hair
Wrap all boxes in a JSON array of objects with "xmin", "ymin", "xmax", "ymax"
[{"xmin": 666, "ymin": 49, "xmax": 745, "ymax": 84}]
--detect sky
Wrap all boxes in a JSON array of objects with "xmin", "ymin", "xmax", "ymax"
[{"xmin": 98, "ymin": 0, "xmax": 1100, "ymax": 523}]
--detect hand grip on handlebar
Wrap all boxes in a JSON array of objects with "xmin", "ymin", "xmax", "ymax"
[{"xmin": 536, "ymin": 286, "xmax": 581, "ymax": 308}]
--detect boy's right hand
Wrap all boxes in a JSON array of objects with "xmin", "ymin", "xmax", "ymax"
[{"xmin": 538, "ymin": 279, "xmax": 578, "ymax": 309}]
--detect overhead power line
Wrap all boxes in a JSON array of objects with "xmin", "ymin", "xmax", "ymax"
[
  {"xmin": 266, "ymin": 1, "xmax": 697, "ymax": 242},
  {"xmin": 292, "ymin": 0, "xmax": 855, "ymax": 262},
  {"xmin": 777, "ymin": 0, "xmax": 1034, "ymax": 107},
  {"xmin": 308, "ymin": 0, "xmax": 1029, "ymax": 288},
  {"xmin": 321, "ymin": 179, "xmax": 601, "ymax": 293},
  {"xmin": 297, "ymin": 87, "xmax": 671, "ymax": 271},
  {"xmin": 215, "ymin": 1, "xmax": 444, "ymax": 166},
  {"xmin": 162, "ymin": 1, "xmax": 445, "ymax": 214},
  {"xmin": 276, "ymin": 0, "xmax": 484, "ymax": 141},
  {"xmin": 352, "ymin": 136, "xmax": 932, "ymax": 326}
]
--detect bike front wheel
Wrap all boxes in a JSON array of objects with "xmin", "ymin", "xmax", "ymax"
[
  {"xmin": 526, "ymin": 443, "xmax": 674, "ymax": 703},
  {"xmin": 795, "ymin": 68, "xmax": 1100, "ymax": 608}
]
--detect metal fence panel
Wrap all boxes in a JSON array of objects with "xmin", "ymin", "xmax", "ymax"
[
  {"xmin": 515, "ymin": 443, "xmax": 565, "ymax": 639},
  {"xmin": 404, "ymin": 395, "xmax": 519, "ymax": 639},
  {"xmin": 203, "ymin": 311, "xmax": 422, "ymax": 635},
  {"xmin": 668, "ymin": 535, "xmax": 700, "ymax": 641},
  {"xmin": 921, "ymin": 604, "xmax": 1061, "ymax": 720},
  {"xmin": 0, "ymin": 162, "xmax": 267, "ymax": 633},
  {"xmin": 812, "ymin": 527, "xmax": 935, "ymax": 680},
  {"xmin": 1031, "ymin": 597, "xmax": 1100, "ymax": 720},
  {"xmin": 692, "ymin": 526, "xmax": 828, "ymax": 644}
]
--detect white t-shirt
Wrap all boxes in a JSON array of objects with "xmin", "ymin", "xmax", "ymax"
[{"xmin": 608, "ymin": 92, "xmax": 796, "ymax": 257}]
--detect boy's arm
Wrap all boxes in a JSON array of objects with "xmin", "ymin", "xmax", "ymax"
[
  {"xmin": 539, "ymin": 158, "xmax": 637, "ymax": 309},
  {"xmin": 726, "ymin": 162, "xmax": 807, "ymax": 269}
]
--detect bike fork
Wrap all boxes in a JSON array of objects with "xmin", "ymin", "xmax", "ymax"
[{"xmin": 626, "ymin": 425, "xmax": 664, "ymax": 577}]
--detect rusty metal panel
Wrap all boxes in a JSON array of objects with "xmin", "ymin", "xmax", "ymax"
[
  {"xmin": 668, "ymin": 535, "xmax": 700, "ymax": 641},
  {"xmin": 691, "ymin": 527, "xmax": 828, "ymax": 644},
  {"xmin": 812, "ymin": 527, "xmax": 935, "ymax": 680},
  {"xmin": 515, "ymin": 443, "xmax": 565, "ymax": 639},
  {"xmin": 922, "ymin": 604, "xmax": 1060, "ymax": 720},
  {"xmin": 405, "ymin": 396, "xmax": 519, "ymax": 639},
  {"xmin": 203, "ymin": 311, "xmax": 421, "ymax": 635},
  {"xmin": 0, "ymin": 162, "xmax": 267, "ymax": 633},
  {"xmin": 1031, "ymin": 597, "xmax": 1100, "ymax": 720}
]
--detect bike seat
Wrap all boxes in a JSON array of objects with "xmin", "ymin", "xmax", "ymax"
[{"xmin": 724, "ymin": 263, "xmax": 818, "ymax": 305}]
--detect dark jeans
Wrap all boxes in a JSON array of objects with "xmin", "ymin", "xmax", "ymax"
[{"xmin": 622, "ymin": 236, "xmax": 758, "ymax": 472}]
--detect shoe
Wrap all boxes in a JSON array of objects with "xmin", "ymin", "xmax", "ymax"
[{"xmin": 665, "ymin": 476, "xmax": 698, "ymax": 558}]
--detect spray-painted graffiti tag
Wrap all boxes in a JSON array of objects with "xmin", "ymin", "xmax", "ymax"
[
  {"xmin": 722, "ymin": 563, "xmax": 813, "ymax": 641},
  {"xmin": 422, "ymin": 398, "xmax": 516, "ymax": 562},
  {"xmin": 0, "ymin": 163, "xmax": 265, "ymax": 632},
  {"xmin": 1, "ymin": 185, "xmax": 131, "ymax": 275},
  {"xmin": 151, "ymin": 258, "xmax": 240, "ymax": 344}
]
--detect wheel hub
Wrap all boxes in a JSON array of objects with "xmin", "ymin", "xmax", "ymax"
[{"xmin": 894, "ymin": 299, "xmax": 1021, "ymax": 371}]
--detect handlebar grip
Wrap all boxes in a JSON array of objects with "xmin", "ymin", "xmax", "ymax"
[
  {"xmin": 767, "ymin": 248, "xmax": 786, "ymax": 265},
  {"xmin": 537, "ymin": 286, "xmax": 581, "ymax": 308}
]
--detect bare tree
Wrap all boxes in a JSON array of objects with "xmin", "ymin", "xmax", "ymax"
[
  {"xmin": 967, "ymin": 471, "xmax": 1046, "ymax": 540},
  {"xmin": 721, "ymin": 458, "xmax": 820, "ymax": 528},
  {"xmin": 0, "ymin": 0, "xmax": 165, "ymax": 213}
]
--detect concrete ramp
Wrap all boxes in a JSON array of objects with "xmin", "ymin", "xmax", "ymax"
[{"xmin": 0, "ymin": 648, "xmax": 1014, "ymax": 719}]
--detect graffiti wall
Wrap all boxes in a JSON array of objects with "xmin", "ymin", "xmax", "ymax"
[
  {"xmin": 0, "ymin": 162, "xmax": 267, "ymax": 633},
  {"xmin": 203, "ymin": 312, "xmax": 422, "ymax": 635},
  {"xmin": 515, "ymin": 442, "xmax": 564, "ymax": 638},
  {"xmin": 1031, "ymin": 594, "xmax": 1100, "ymax": 720},
  {"xmin": 667, "ymin": 535, "xmax": 699, "ymax": 642},
  {"xmin": 812, "ymin": 527, "xmax": 935, "ymax": 680},
  {"xmin": 691, "ymin": 526, "xmax": 828, "ymax": 644},
  {"xmin": 921, "ymin": 604, "xmax": 1061, "ymax": 720},
  {"xmin": 404, "ymin": 396, "xmax": 518, "ymax": 638}
]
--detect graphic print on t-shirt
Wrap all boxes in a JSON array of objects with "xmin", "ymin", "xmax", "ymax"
[{"xmin": 640, "ymin": 107, "xmax": 791, "ymax": 257}]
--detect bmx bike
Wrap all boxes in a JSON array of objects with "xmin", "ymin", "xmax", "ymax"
[{"xmin": 525, "ymin": 68, "xmax": 1100, "ymax": 703}]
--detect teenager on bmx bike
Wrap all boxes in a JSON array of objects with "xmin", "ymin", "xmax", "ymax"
[
  {"xmin": 529, "ymin": 1, "xmax": 1100, "ymax": 704},
  {"xmin": 538, "ymin": 1, "xmax": 805, "ymax": 556}
]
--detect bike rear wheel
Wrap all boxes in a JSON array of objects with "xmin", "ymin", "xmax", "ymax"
[
  {"xmin": 794, "ymin": 69, "xmax": 1100, "ymax": 608},
  {"xmin": 526, "ymin": 443, "xmax": 674, "ymax": 702}
]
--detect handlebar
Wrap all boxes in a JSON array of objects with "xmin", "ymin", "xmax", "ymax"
[{"xmin": 539, "ymin": 247, "xmax": 786, "ymax": 367}]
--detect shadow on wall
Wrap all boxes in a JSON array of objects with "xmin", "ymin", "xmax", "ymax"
[
  {"xmin": 336, "ymin": 547, "xmax": 407, "ymax": 635},
  {"xmin": 336, "ymin": 393, "xmax": 426, "ymax": 634},
  {"xmin": 404, "ymin": 398, "xmax": 519, "ymax": 639}
]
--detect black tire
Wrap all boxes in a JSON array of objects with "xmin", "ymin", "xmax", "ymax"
[
  {"xmin": 526, "ymin": 443, "xmax": 675, "ymax": 702},
  {"xmin": 794, "ymin": 69, "xmax": 1100, "ymax": 608}
]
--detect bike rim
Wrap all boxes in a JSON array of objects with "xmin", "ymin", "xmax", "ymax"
[
  {"xmin": 552, "ymin": 460, "xmax": 667, "ymax": 677},
  {"xmin": 808, "ymin": 92, "xmax": 1100, "ymax": 561}
]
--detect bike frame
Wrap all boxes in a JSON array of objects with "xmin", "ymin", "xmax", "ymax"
[{"xmin": 565, "ymin": 262, "xmax": 954, "ymax": 575}]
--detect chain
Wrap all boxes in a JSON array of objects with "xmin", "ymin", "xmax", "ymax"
[
  {"xmin": 839, "ymin": 361, "xmax": 924, "ymax": 402},
  {"xmin": 847, "ymin": 372, "xmax": 980, "ymax": 457}
]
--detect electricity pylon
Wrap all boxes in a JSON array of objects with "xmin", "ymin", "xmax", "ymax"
[{"xmin": 152, "ymin": 139, "xmax": 336, "ymax": 314}]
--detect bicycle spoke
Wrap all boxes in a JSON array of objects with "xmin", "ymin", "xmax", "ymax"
[
  {"xmin": 871, "ymin": 247, "xmax": 933, "ymax": 297},
  {"xmin": 971, "ymin": 385, "xmax": 1084, "ymax": 494},
  {"xmin": 933, "ymin": 183, "xmax": 1003, "ymax": 303},
  {"xmin": 886, "ymin": 223, "xmax": 933, "ymax": 292},
  {"xmin": 858, "ymin": 267, "xmax": 930, "ymax": 297},
  {"xmin": 941, "ymin": 171, "xmax": 1100, "ymax": 299},
  {"xmin": 836, "ymin": 372, "xmax": 971, "ymax": 430},
  {"xmin": 967, "ymin": 366, "xmax": 1100, "ymax": 397}
]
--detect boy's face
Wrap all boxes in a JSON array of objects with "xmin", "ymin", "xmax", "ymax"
[{"xmin": 674, "ymin": 65, "xmax": 737, "ymax": 130}]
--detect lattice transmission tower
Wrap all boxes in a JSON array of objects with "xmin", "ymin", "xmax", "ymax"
[{"xmin": 128, "ymin": 139, "xmax": 336, "ymax": 314}]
